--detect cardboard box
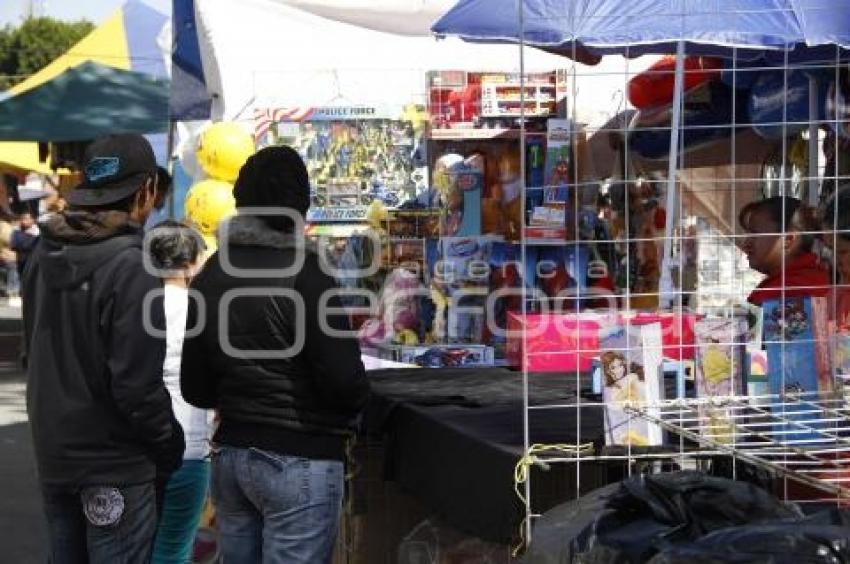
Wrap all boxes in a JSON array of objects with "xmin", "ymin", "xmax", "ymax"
[
  {"xmin": 763, "ymin": 296, "xmax": 833, "ymax": 443},
  {"xmin": 600, "ymin": 322, "xmax": 665, "ymax": 446},
  {"xmin": 506, "ymin": 311, "xmax": 701, "ymax": 373},
  {"xmin": 694, "ymin": 318, "xmax": 748, "ymax": 444},
  {"xmin": 506, "ymin": 312, "xmax": 608, "ymax": 372},
  {"xmin": 523, "ymin": 225, "xmax": 567, "ymax": 242}
]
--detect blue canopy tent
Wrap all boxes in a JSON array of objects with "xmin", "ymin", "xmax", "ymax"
[
  {"xmin": 432, "ymin": 0, "xmax": 850, "ymax": 60},
  {"xmin": 432, "ymin": 0, "xmax": 850, "ymax": 308}
]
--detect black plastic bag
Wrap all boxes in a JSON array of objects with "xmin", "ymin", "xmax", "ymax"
[
  {"xmin": 649, "ymin": 522, "xmax": 850, "ymax": 563},
  {"xmin": 523, "ymin": 471, "xmax": 800, "ymax": 564}
]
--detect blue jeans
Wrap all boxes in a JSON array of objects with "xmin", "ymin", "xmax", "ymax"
[
  {"xmin": 5, "ymin": 261, "xmax": 18, "ymax": 296},
  {"xmin": 211, "ymin": 446, "xmax": 344, "ymax": 564},
  {"xmin": 152, "ymin": 459, "xmax": 210, "ymax": 564},
  {"xmin": 41, "ymin": 481, "xmax": 158, "ymax": 564}
]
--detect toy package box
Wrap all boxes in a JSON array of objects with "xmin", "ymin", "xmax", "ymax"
[
  {"xmin": 484, "ymin": 242, "xmax": 527, "ymax": 356},
  {"xmin": 694, "ymin": 318, "xmax": 748, "ymax": 444},
  {"xmin": 599, "ymin": 322, "xmax": 665, "ymax": 447},
  {"xmin": 763, "ymin": 296, "xmax": 834, "ymax": 443},
  {"xmin": 505, "ymin": 310, "xmax": 700, "ymax": 373},
  {"xmin": 523, "ymin": 119, "xmax": 574, "ymax": 242},
  {"xmin": 426, "ymin": 236, "xmax": 493, "ymax": 343},
  {"xmin": 832, "ymin": 327, "xmax": 850, "ymax": 393},
  {"xmin": 506, "ymin": 311, "xmax": 608, "ymax": 372},
  {"xmin": 543, "ymin": 119, "xmax": 572, "ymax": 204},
  {"xmin": 377, "ymin": 343, "xmax": 495, "ymax": 368},
  {"xmin": 433, "ymin": 153, "xmax": 482, "ymax": 238}
]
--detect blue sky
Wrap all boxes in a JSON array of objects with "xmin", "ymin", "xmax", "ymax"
[{"xmin": 0, "ymin": 0, "xmax": 170, "ymax": 26}]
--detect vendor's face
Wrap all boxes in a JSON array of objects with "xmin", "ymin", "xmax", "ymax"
[{"xmin": 740, "ymin": 208, "xmax": 785, "ymax": 275}]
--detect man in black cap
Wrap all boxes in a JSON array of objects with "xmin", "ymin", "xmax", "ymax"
[
  {"xmin": 180, "ymin": 145, "xmax": 368, "ymax": 564},
  {"xmin": 23, "ymin": 133, "xmax": 184, "ymax": 563}
]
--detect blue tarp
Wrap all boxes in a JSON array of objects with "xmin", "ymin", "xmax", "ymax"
[{"xmin": 432, "ymin": 0, "xmax": 850, "ymax": 61}]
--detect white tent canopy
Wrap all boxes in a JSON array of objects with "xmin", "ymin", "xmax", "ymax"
[
  {"xmin": 273, "ymin": 0, "xmax": 456, "ymax": 36},
  {"xmin": 192, "ymin": 0, "xmax": 652, "ymax": 126}
]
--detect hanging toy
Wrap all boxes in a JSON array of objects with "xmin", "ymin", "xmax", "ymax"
[
  {"xmin": 196, "ymin": 122, "xmax": 255, "ymax": 182},
  {"xmin": 628, "ymin": 56, "xmax": 722, "ymax": 109}
]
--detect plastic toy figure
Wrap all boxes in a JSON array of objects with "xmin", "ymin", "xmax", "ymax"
[
  {"xmin": 499, "ymin": 151, "xmax": 523, "ymax": 239},
  {"xmin": 545, "ymin": 156, "xmax": 570, "ymax": 203},
  {"xmin": 429, "ymin": 282, "xmax": 449, "ymax": 342},
  {"xmin": 433, "ymin": 153, "xmax": 465, "ymax": 236}
]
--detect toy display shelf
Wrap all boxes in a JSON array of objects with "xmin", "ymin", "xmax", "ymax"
[
  {"xmin": 624, "ymin": 391, "xmax": 850, "ymax": 501},
  {"xmin": 483, "ymin": 106, "xmax": 556, "ymax": 118},
  {"xmin": 481, "ymin": 82, "xmax": 558, "ymax": 118},
  {"xmin": 522, "ymin": 237, "xmax": 574, "ymax": 245},
  {"xmin": 387, "ymin": 209, "xmax": 441, "ymax": 217},
  {"xmin": 428, "ymin": 127, "xmax": 547, "ymax": 140},
  {"xmin": 384, "ymin": 237, "xmax": 428, "ymax": 277},
  {"xmin": 521, "ymin": 391, "xmax": 850, "ymax": 502}
]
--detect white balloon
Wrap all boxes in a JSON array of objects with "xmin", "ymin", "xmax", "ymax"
[{"xmin": 175, "ymin": 121, "xmax": 210, "ymax": 180}]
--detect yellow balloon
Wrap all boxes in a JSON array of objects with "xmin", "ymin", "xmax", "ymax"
[
  {"xmin": 201, "ymin": 233, "xmax": 217, "ymax": 252},
  {"xmin": 184, "ymin": 179, "xmax": 236, "ymax": 236},
  {"xmin": 196, "ymin": 122, "xmax": 255, "ymax": 182}
]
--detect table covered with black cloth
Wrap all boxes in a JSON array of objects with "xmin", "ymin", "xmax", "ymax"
[{"xmin": 362, "ymin": 367, "xmax": 616, "ymax": 544}]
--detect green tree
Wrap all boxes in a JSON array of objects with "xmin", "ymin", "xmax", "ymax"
[{"xmin": 0, "ymin": 17, "xmax": 94, "ymax": 90}]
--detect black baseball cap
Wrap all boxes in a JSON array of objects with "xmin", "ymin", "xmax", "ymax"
[{"xmin": 67, "ymin": 134, "xmax": 157, "ymax": 207}]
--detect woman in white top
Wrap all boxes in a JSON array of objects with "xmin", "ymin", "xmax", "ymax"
[{"xmin": 148, "ymin": 219, "xmax": 211, "ymax": 564}]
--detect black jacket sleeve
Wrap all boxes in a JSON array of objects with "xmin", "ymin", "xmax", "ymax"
[
  {"xmin": 296, "ymin": 254, "xmax": 370, "ymax": 414},
  {"xmin": 106, "ymin": 252, "xmax": 183, "ymax": 469},
  {"xmin": 180, "ymin": 280, "xmax": 220, "ymax": 409},
  {"xmin": 20, "ymin": 241, "xmax": 41, "ymax": 365}
]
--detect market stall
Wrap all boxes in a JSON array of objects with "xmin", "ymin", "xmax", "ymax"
[
  {"xmin": 432, "ymin": 0, "xmax": 850, "ymax": 557},
  {"xmin": 167, "ymin": 0, "xmax": 850, "ymax": 561}
]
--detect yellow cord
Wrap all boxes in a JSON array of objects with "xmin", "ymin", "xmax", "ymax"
[{"xmin": 511, "ymin": 442, "xmax": 594, "ymax": 556}]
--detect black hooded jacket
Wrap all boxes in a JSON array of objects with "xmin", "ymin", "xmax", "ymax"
[
  {"xmin": 23, "ymin": 211, "xmax": 184, "ymax": 487},
  {"xmin": 180, "ymin": 215, "xmax": 369, "ymax": 461}
]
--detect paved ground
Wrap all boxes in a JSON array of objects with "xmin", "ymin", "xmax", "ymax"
[{"xmin": 0, "ymin": 371, "xmax": 46, "ymax": 562}]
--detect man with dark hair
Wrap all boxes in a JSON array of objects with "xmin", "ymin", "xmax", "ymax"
[
  {"xmin": 181, "ymin": 145, "xmax": 369, "ymax": 564},
  {"xmin": 23, "ymin": 133, "xmax": 185, "ymax": 563}
]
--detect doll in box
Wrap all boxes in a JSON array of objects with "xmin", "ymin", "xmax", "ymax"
[
  {"xmin": 601, "ymin": 350, "xmax": 651, "ymax": 446},
  {"xmin": 358, "ymin": 267, "xmax": 424, "ymax": 347},
  {"xmin": 433, "ymin": 153, "xmax": 465, "ymax": 236},
  {"xmin": 499, "ymin": 151, "xmax": 523, "ymax": 240}
]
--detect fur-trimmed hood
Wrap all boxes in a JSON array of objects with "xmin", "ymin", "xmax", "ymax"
[{"xmin": 218, "ymin": 214, "xmax": 314, "ymax": 253}]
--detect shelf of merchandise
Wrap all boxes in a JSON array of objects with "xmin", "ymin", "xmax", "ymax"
[
  {"xmin": 428, "ymin": 127, "xmax": 547, "ymax": 140},
  {"xmin": 481, "ymin": 82, "xmax": 558, "ymax": 118},
  {"xmin": 385, "ymin": 237, "xmax": 428, "ymax": 273},
  {"xmin": 622, "ymin": 391, "xmax": 850, "ymax": 500}
]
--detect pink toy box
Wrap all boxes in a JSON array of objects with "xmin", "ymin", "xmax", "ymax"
[{"xmin": 506, "ymin": 310, "xmax": 700, "ymax": 372}]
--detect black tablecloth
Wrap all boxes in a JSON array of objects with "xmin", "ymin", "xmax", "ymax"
[{"xmin": 364, "ymin": 367, "xmax": 615, "ymax": 543}]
